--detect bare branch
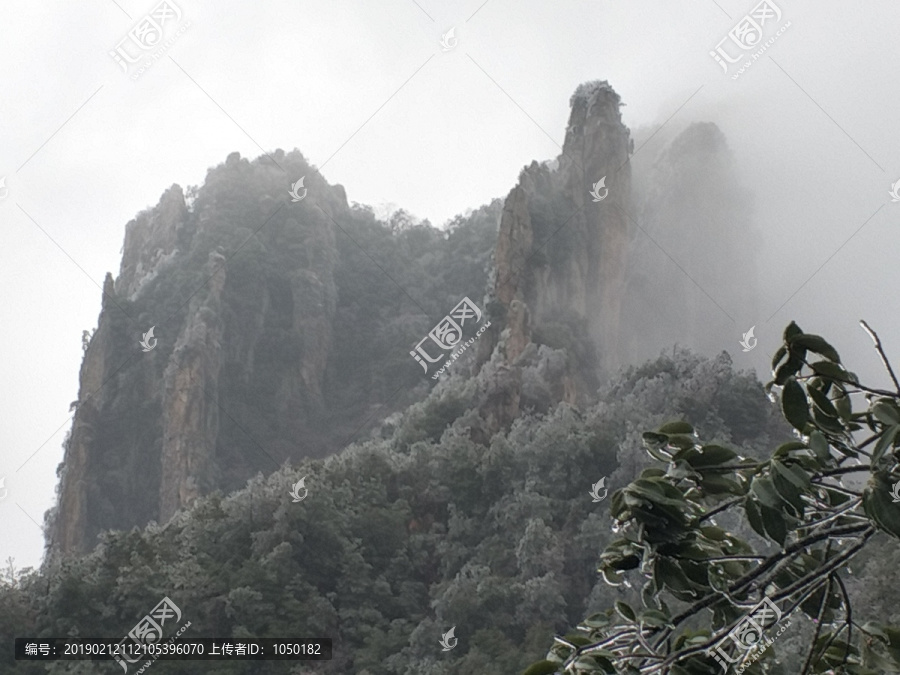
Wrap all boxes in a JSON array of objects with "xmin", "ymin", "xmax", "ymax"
[
  {"xmin": 860, "ymin": 319, "xmax": 900, "ymax": 394},
  {"xmin": 771, "ymin": 530, "xmax": 873, "ymax": 605},
  {"xmin": 698, "ymin": 496, "xmax": 743, "ymax": 523},
  {"xmin": 800, "ymin": 565, "xmax": 833, "ymax": 674},
  {"xmin": 813, "ymin": 573, "xmax": 852, "ymax": 669},
  {"xmin": 815, "ymin": 465, "xmax": 871, "ymax": 478}
]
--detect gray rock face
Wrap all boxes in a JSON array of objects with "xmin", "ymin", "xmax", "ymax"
[
  {"xmin": 48, "ymin": 84, "xmax": 757, "ymax": 558},
  {"xmin": 477, "ymin": 81, "xmax": 633, "ymax": 430},
  {"xmin": 50, "ymin": 151, "xmax": 341, "ymax": 556}
]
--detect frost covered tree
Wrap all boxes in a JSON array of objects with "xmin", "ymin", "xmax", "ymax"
[{"xmin": 528, "ymin": 322, "xmax": 900, "ymax": 675}]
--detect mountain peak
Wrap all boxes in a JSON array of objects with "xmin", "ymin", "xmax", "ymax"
[{"xmin": 569, "ymin": 79, "xmax": 621, "ymax": 110}]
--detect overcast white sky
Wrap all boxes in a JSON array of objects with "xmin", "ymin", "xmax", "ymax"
[{"xmin": 1, "ymin": 0, "xmax": 898, "ymax": 571}]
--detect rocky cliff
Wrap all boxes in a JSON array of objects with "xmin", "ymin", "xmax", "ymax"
[
  {"xmin": 475, "ymin": 81, "xmax": 632, "ymax": 430},
  {"xmin": 48, "ymin": 82, "xmax": 756, "ymax": 557},
  {"xmin": 49, "ymin": 147, "xmax": 502, "ymax": 556},
  {"xmin": 51, "ymin": 152, "xmax": 342, "ymax": 554}
]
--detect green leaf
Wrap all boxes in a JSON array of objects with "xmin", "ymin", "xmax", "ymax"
[
  {"xmin": 863, "ymin": 476, "xmax": 900, "ymax": 539},
  {"xmin": 784, "ymin": 321, "xmax": 803, "ymax": 341},
  {"xmin": 834, "ymin": 390, "xmax": 853, "ymax": 421},
  {"xmin": 601, "ymin": 566, "xmax": 625, "ymax": 586},
  {"xmin": 772, "ymin": 459, "xmax": 811, "ymax": 490},
  {"xmin": 658, "ymin": 421, "xmax": 694, "ymax": 435},
  {"xmin": 809, "ymin": 431, "xmax": 831, "ymax": 463},
  {"xmin": 781, "ymin": 378, "xmax": 810, "ymax": 431},
  {"xmin": 808, "ymin": 385, "xmax": 839, "ymax": 418},
  {"xmin": 573, "ymin": 655, "xmax": 616, "ymax": 673},
  {"xmin": 666, "ymin": 460, "xmax": 700, "ymax": 481},
  {"xmin": 666, "ymin": 434, "xmax": 697, "ymax": 451},
  {"xmin": 642, "ymin": 431, "xmax": 669, "ymax": 448},
  {"xmin": 700, "ymin": 526, "xmax": 727, "ymax": 541},
  {"xmin": 810, "ymin": 360, "xmax": 858, "ymax": 384},
  {"xmin": 615, "ymin": 600, "xmax": 636, "ymax": 622},
  {"xmin": 773, "ymin": 441, "xmax": 807, "ymax": 459},
  {"xmin": 639, "ymin": 609, "xmax": 671, "ymax": 628},
  {"xmin": 822, "ymin": 487, "xmax": 852, "ymax": 507},
  {"xmin": 813, "ymin": 406, "xmax": 847, "ymax": 434},
  {"xmin": 605, "ymin": 554, "xmax": 640, "ymax": 572},
  {"xmin": 522, "ymin": 660, "xmax": 561, "ymax": 675},
  {"xmin": 646, "ymin": 445, "xmax": 674, "ymax": 462},
  {"xmin": 628, "ymin": 479, "xmax": 688, "ymax": 508},
  {"xmin": 771, "ymin": 345, "xmax": 787, "ymax": 371},
  {"xmin": 698, "ymin": 474, "xmax": 743, "ymax": 496},
  {"xmin": 772, "ymin": 470, "xmax": 804, "ymax": 516},
  {"xmin": 609, "ymin": 488, "xmax": 627, "ymax": 520},
  {"xmin": 789, "ymin": 333, "xmax": 841, "ymax": 362},
  {"xmin": 562, "ymin": 634, "xmax": 593, "ymax": 647},
  {"xmin": 872, "ymin": 425, "xmax": 900, "ymax": 464},
  {"xmin": 760, "ymin": 504, "xmax": 787, "ymax": 545},
  {"xmin": 883, "ymin": 625, "xmax": 900, "ymax": 648},
  {"xmin": 873, "ymin": 401, "xmax": 900, "ymax": 426},
  {"xmin": 688, "ymin": 445, "xmax": 738, "ymax": 467},
  {"xmin": 745, "ymin": 498, "xmax": 766, "ymax": 538},
  {"xmin": 860, "ymin": 622, "xmax": 889, "ymax": 643},
  {"xmin": 656, "ymin": 557, "xmax": 694, "ymax": 594},
  {"xmin": 751, "ymin": 476, "xmax": 783, "ymax": 509},
  {"xmin": 774, "ymin": 357, "xmax": 804, "ymax": 386},
  {"xmin": 857, "ymin": 647, "xmax": 898, "ymax": 673},
  {"xmin": 579, "ymin": 613, "xmax": 611, "ymax": 630},
  {"xmin": 813, "ymin": 407, "xmax": 844, "ymax": 434},
  {"xmin": 629, "ymin": 503, "xmax": 687, "ymax": 538}
]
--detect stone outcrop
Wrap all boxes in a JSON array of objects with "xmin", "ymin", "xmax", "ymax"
[
  {"xmin": 476, "ymin": 81, "xmax": 632, "ymax": 430},
  {"xmin": 49, "ymin": 151, "xmax": 342, "ymax": 556},
  {"xmin": 48, "ymin": 83, "xmax": 754, "ymax": 558},
  {"xmin": 116, "ymin": 185, "xmax": 191, "ymax": 300},
  {"xmin": 548, "ymin": 80, "xmax": 633, "ymax": 366},
  {"xmin": 159, "ymin": 248, "xmax": 227, "ymax": 522}
]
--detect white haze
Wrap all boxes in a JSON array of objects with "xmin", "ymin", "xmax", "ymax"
[{"xmin": 1, "ymin": 0, "xmax": 898, "ymax": 571}]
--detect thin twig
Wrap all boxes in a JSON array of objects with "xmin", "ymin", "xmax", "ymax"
[
  {"xmin": 860, "ymin": 320, "xmax": 900, "ymax": 394},
  {"xmin": 808, "ymin": 481, "xmax": 862, "ymax": 498},
  {"xmin": 777, "ymin": 577, "xmax": 829, "ymax": 619},
  {"xmin": 801, "ymin": 500, "xmax": 866, "ymax": 531},
  {"xmin": 800, "ymin": 562, "xmax": 833, "ymax": 674},
  {"xmin": 771, "ymin": 530, "xmax": 873, "ymax": 604},
  {"xmin": 814, "ymin": 573, "xmax": 852, "ymax": 669},
  {"xmin": 698, "ymin": 496, "xmax": 743, "ymax": 523},
  {"xmin": 701, "ymin": 463, "xmax": 761, "ymax": 473},
  {"xmin": 815, "ymin": 465, "xmax": 871, "ymax": 478},
  {"xmin": 683, "ymin": 555, "xmax": 766, "ymax": 563},
  {"xmin": 667, "ymin": 523, "xmax": 869, "ymax": 630}
]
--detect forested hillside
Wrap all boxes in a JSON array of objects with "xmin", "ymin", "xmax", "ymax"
[
  {"xmin": 3, "ymin": 348, "xmax": 790, "ymax": 674},
  {"xmin": 6, "ymin": 79, "xmax": 900, "ymax": 675}
]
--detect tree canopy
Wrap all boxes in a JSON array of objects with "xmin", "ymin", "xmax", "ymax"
[
  {"xmin": 528, "ymin": 321, "xmax": 900, "ymax": 675},
  {"xmin": 3, "ymin": 322, "xmax": 900, "ymax": 674}
]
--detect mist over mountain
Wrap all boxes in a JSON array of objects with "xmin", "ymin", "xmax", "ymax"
[
  {"xmin": 622, "ymin": 120, "xmax": 759, "ymax": 364},
  {"xmin": 0, "ymin": 64, "xmax": 896, "ymax": 674},
  {"xmin": 46, "ymin": 81, "xmax": 760, "ymax": 560}
]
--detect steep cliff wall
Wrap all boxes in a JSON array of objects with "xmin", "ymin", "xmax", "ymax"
[
  {"xmin": 49, "ymin": 150, "xmax": 497, "ymax": 557},
  {"xmin": 50, "ymin": 152, "xmax": 343, "ymax": 555},
  {"xmin": 476, "ymin": 81, "xmax": 632, "ymax": 429},
  {"xmin": 48, "ymin": 83, "xmax": 755, "ymax": 558},
  {"xmin": 51, "ymin": 83, "xmax": 635, "ymax": 555}
]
